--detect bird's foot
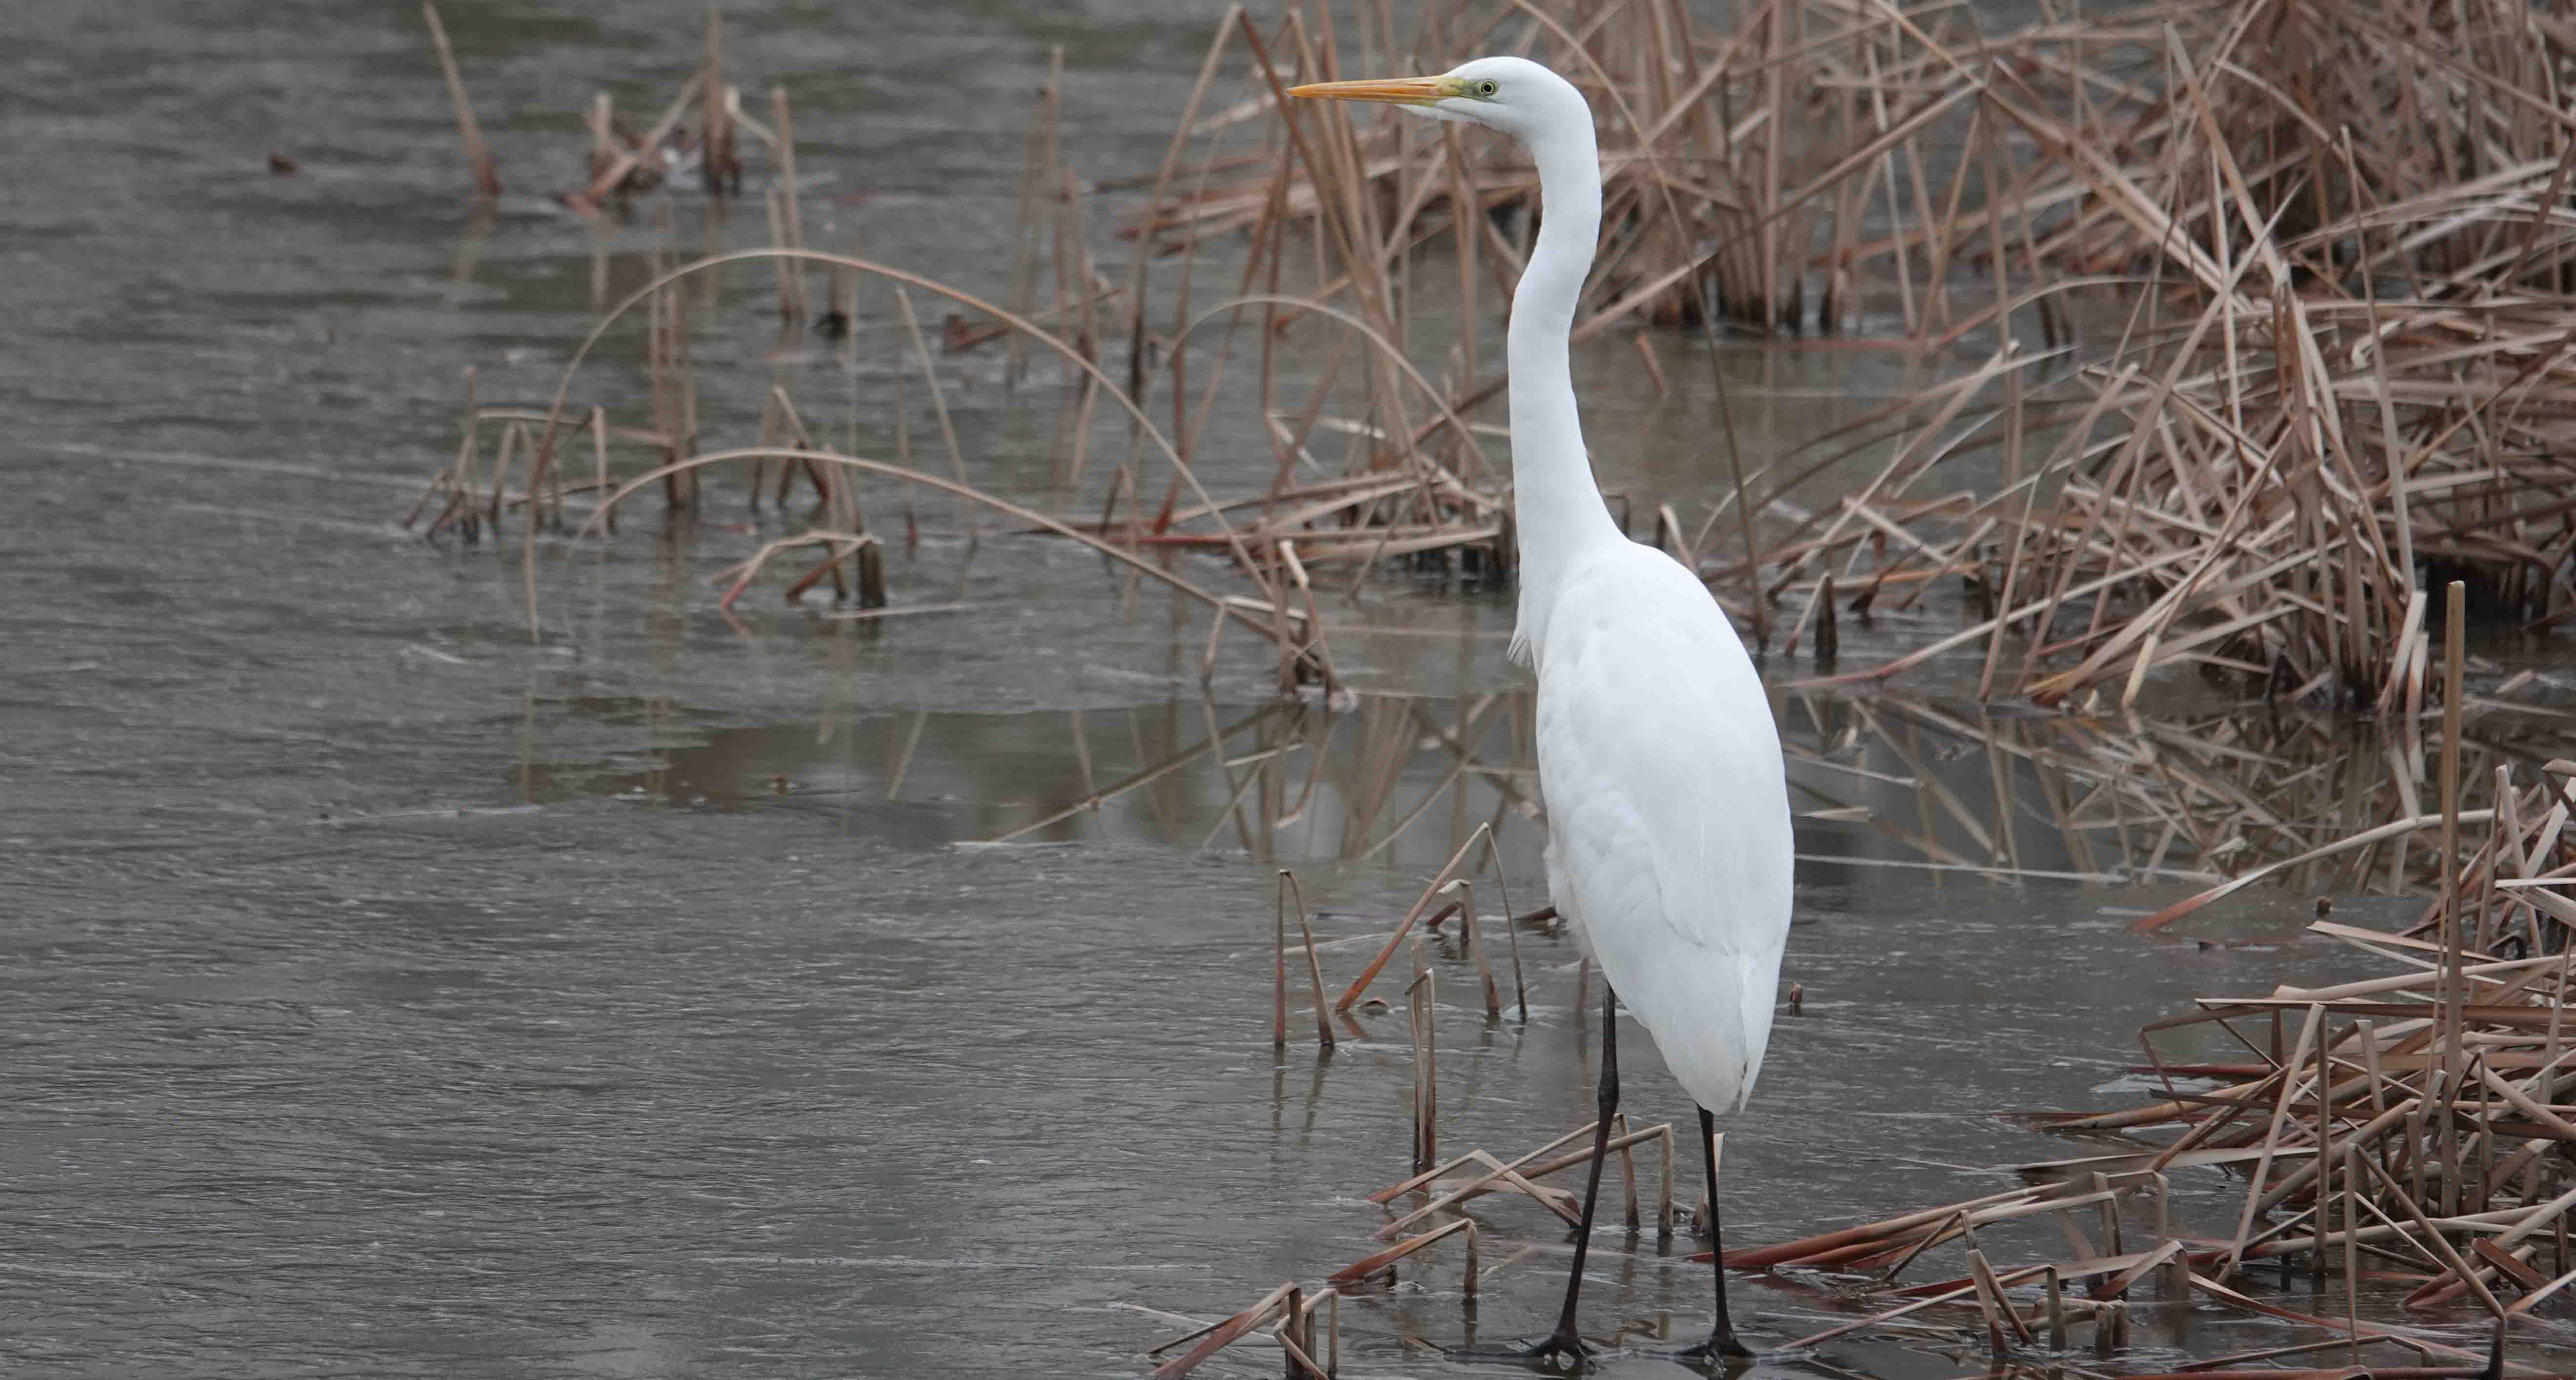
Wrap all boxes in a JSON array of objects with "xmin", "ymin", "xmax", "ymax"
[
  {"xmin": 1448, "ymin": 1330, "xmax": 1604, "ymax": 1371},
  {"xmin": 1668, "ymin": 1332, "xmax": 1759, "ymax": 1366}
]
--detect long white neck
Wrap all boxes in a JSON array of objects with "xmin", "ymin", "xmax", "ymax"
[{"xmin": 1508, "ymin": 114, "xmax": 1622, "ymax": 659}]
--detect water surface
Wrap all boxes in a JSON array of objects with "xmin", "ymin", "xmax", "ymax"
[{"xmin": 9, "ymin": 3, "xmax": 2576, "ymax": 1377}]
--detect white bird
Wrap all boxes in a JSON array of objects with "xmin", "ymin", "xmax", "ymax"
[{"xmin": 1291, "ymin": 58, "xmax": 1793, "ymax": 1364}]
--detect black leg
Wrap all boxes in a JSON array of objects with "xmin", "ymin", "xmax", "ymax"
[
  {"xmin": 1532, "ymin": 983, "xmax": 1619, "ymax": 1360},
  {"xmin": 1455, "ymin": 984, "xmax": 1619, "ymax": 1368},
  {"xmin": 1677, "ymin": 1105, "xmax": 1755, "ymax": 1362}
]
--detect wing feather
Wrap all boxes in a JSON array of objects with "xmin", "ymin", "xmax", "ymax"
[{"xmin": 1534, "ymin": 544, "xmax": 1792, "ymax": 1112}]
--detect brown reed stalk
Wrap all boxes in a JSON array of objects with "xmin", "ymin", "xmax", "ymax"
[
  {"xmin": 1407, "ymin": 962, "xmax": 1436, "ymax": 1175},
  {"xmin": 1148, "ymin": 1281, "xmax": 1295, "ymax": 1379},
  {"xmin": 769, "ymin": 86, "xmax": 805, "ymax": 319},
  {"xmin": 1282, "ymin": 870, "xmax": 1330, "ymax": 1050},
  {"xmin": 579, "ymin": 446, "xmax": 1294, "ymax": 651},
  {"xmin": 571, "ymin": 72, "xmax": 704, "ymax": 213},
  {"xmin": 1332, "ymin": 826, "xmax": 1491, "ymax": 1012},
  {"xmin": 1272, "ymin": 870, "xmax": 1289, "ymax": 1050},
  {"xmin": 1442, "ymin": 878, "xmax": 1500, "ymax": 1020},
  {"xmin": 420, "ymin": 2, "xmax": 500, "ymax": 199},
  {"xmin": 484, "ymin": 418, "xmax": 517, "ymax": 536},
  {"xmin": 700, "ymin": 9, "xmax": 740, "ymax": 195},
  {"xmin": 433, "ymin": 3, "xmax": 2576, "ymax": 965},
  {"xmin": 1724, "ymin": 753, "xmax": 2576, "ymax": 1358},
  {"xmin": 518, "ymin": 422, "xmax": 542, "ymax": 642},
  {"xmin": 1326, "ymin": 1215, "xmax": 1478, "ymax": 1293}
]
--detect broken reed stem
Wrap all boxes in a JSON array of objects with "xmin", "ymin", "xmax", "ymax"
[
  {"xmin": 1408, "ymin": 959, "xmax": 1437, "ymax": 1176},
  {"xmin": 889, "ymin": 284, "xmax": 978, "ymax": 540},
  {"xmin": 1480, "ymin": 835, "xmax": 1530, "ymax": 1020},
  {"xmin": 421, "ymin": 1, "xmax": 500, "ymax": 199},
  {"xmin": 1371, "ymin": 1121, "xmax": 1592, "ymax": 1212},
  {"xmin": 1272, "ymin": 869, "xmax": 1289, "ymax": 1050},
  {"xmin": 1149, "ymin": 1280, "xmax": 1295, "ymax": 1380},
  {"xmin": 1332, "ymin": 826, "xmax": 1490, "ymax": 1013},
  {"xmin": 1443, "ymin": 878, "xmax": 1500, "ymax": 1020},
  {"xmin": 700, "ymin": 9, "xmax": 739, "ymax": 196},
  {"xmin": 770, "ymin": 85, "xmax": 805, "ymax": 319},
  {"xmin": 1284, "ymin": 871, "xmax": 1332, "ymax": 1050},
  {"xmin": 1326, "ymin": 1215, "xmax": 1478, "ymax": 1293},
  {"xmin": 519, "ymin": 423, "xmax": 541, "ymax": 643}
]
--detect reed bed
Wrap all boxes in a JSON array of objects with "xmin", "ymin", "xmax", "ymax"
[
  {"xmin": 1134, "ymin": 0, "xmax": 2138, "ymax": 334},
  {"xmin": 1742, "ymin": 763, "xmax": 2576, "ymax": 1375},
  {"xmin": 1162, "ymin": 771, "xmax": 2566, "ymax": 1374},
  {"xmin": 1123, "ymin": 0, "xmax": 2576, "ymax": 707},
  {"xmin": 413, "ymin": 0, "xmax": 2576, "ymax": 715},
  {"xmin": 1106, "ymin": 0, "xmax": 2157, "ymax": 649},
  {"xmin": 2124, "ymin": 580, "xmax": 2566, "ymax": 927},
  {"xmin": 1767, "ymin": 0, "xmax": 2576, "ymax": 705},
  {"xmin": 397, "ymin": 7, "xmax": 2576, "ymax": 1369},
  {"xmin": 1159, "ymin": 727, "xmax": 2576, "ymax": 1373},
  {"xmin": 402, "ymin": 19, "xmax": 1364, "ymax": 690},
  {"xmin": 1787, "ymin": 678, "xmax": 2576, "ymax": 902},
  {"xmin": 1104, "ymin": 648, "xmax": 2576, "ymax": 1368}
]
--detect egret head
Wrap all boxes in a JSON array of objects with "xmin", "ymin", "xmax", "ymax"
[{"xmin": 1288, "ymin": 56, "xmax": 1586, "ymax": 146}]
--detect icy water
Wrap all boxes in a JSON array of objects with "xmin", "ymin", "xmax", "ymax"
[{"xmin": 10, "ymin": 3, "xmax": 2576, "ymax": 1378}]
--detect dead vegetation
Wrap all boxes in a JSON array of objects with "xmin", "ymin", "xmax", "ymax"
[
  {"xmin": 1123, "ymin": 0, "xmax": 2576, "ymax": 710},
  {"xmin": 1156, "ymin": 841, "xmax": 1678, "ymax": 1378},
  {"xmin": 389, "ymin": 6, "xmax": 2576, "ymax": 1369},
  {"xmin": 1694, "ymin": 0, "xmax": 2576, "ymax": 707},
  {"xmin": 1147, "ymin": 654, "xmax": 2576, "ymax": 1374},
  {"xmin": 407, "ymin": 0, "xmax": 2576, "ymax": 717},
  {"xmin": 1152, "ymin": 803, "xmax": 2576, "ymax": 1378},
  {"xmin": 1107, "ymin": 595, "xmax": 2576, "ymax": 1370},
  {"xmin": 1743, "ymin": 751, "xmax": 2576, "ymax": 1378},
  {"xmin": 405, "ymin": 12, "xmax": 1366, "ymax": 688}
]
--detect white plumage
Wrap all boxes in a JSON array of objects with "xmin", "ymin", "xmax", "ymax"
[
  {"xmin": 1294, "ymin": 55, "xmax": 1794, "ymax": 1360},
  {"xmin": 1537, "ymin": 541, "xmax": 1791, "ymax": 1116}
]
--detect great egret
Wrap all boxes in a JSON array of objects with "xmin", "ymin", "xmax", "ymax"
[{"xmin": 1290, "ymin": 58, "xmax": 1793, "ymax": 1363}]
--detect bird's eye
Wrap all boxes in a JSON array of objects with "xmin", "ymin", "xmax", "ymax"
[{"xmin": 1476, "ymin": 80, "xmax": 1499, "ymax": 98}]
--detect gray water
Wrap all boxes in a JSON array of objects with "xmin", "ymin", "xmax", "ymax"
[{"xmin": 9, "ymin": 3, "xmax": 2576, "ymax": 1378}]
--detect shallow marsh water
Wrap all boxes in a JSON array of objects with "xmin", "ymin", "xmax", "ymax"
[{"xmin": 10, "ymin": 3, "xmax": 2576, "ymax": 1378}]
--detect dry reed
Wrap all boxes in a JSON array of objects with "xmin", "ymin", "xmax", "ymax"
[
  {"xmin": 421, "ymin": 1, "xmax": 500, "ymax": 200},
  {"xmin": 1764, "ymin": 0, "xmax": 2576, "ymax": 705},
  {"xmin": 1124, "ymin": 0, "xmax": 2576, "ymax": 706},
  {"xmin": 1725, "ymin": 757, "xmax": 2576, "ymax": 1370},
  {"xmin": 414, "ymin": 0, "xmax": 2576, "ymax": 717},
  {"xmin": 1119, "ymin": 669, "xmax": 2576, "ymax": 1365}
]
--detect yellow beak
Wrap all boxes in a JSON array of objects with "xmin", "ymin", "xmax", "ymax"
[{"xmin": 1287, "ymin": 76, "xmax": 1453, "ymax": 106}]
